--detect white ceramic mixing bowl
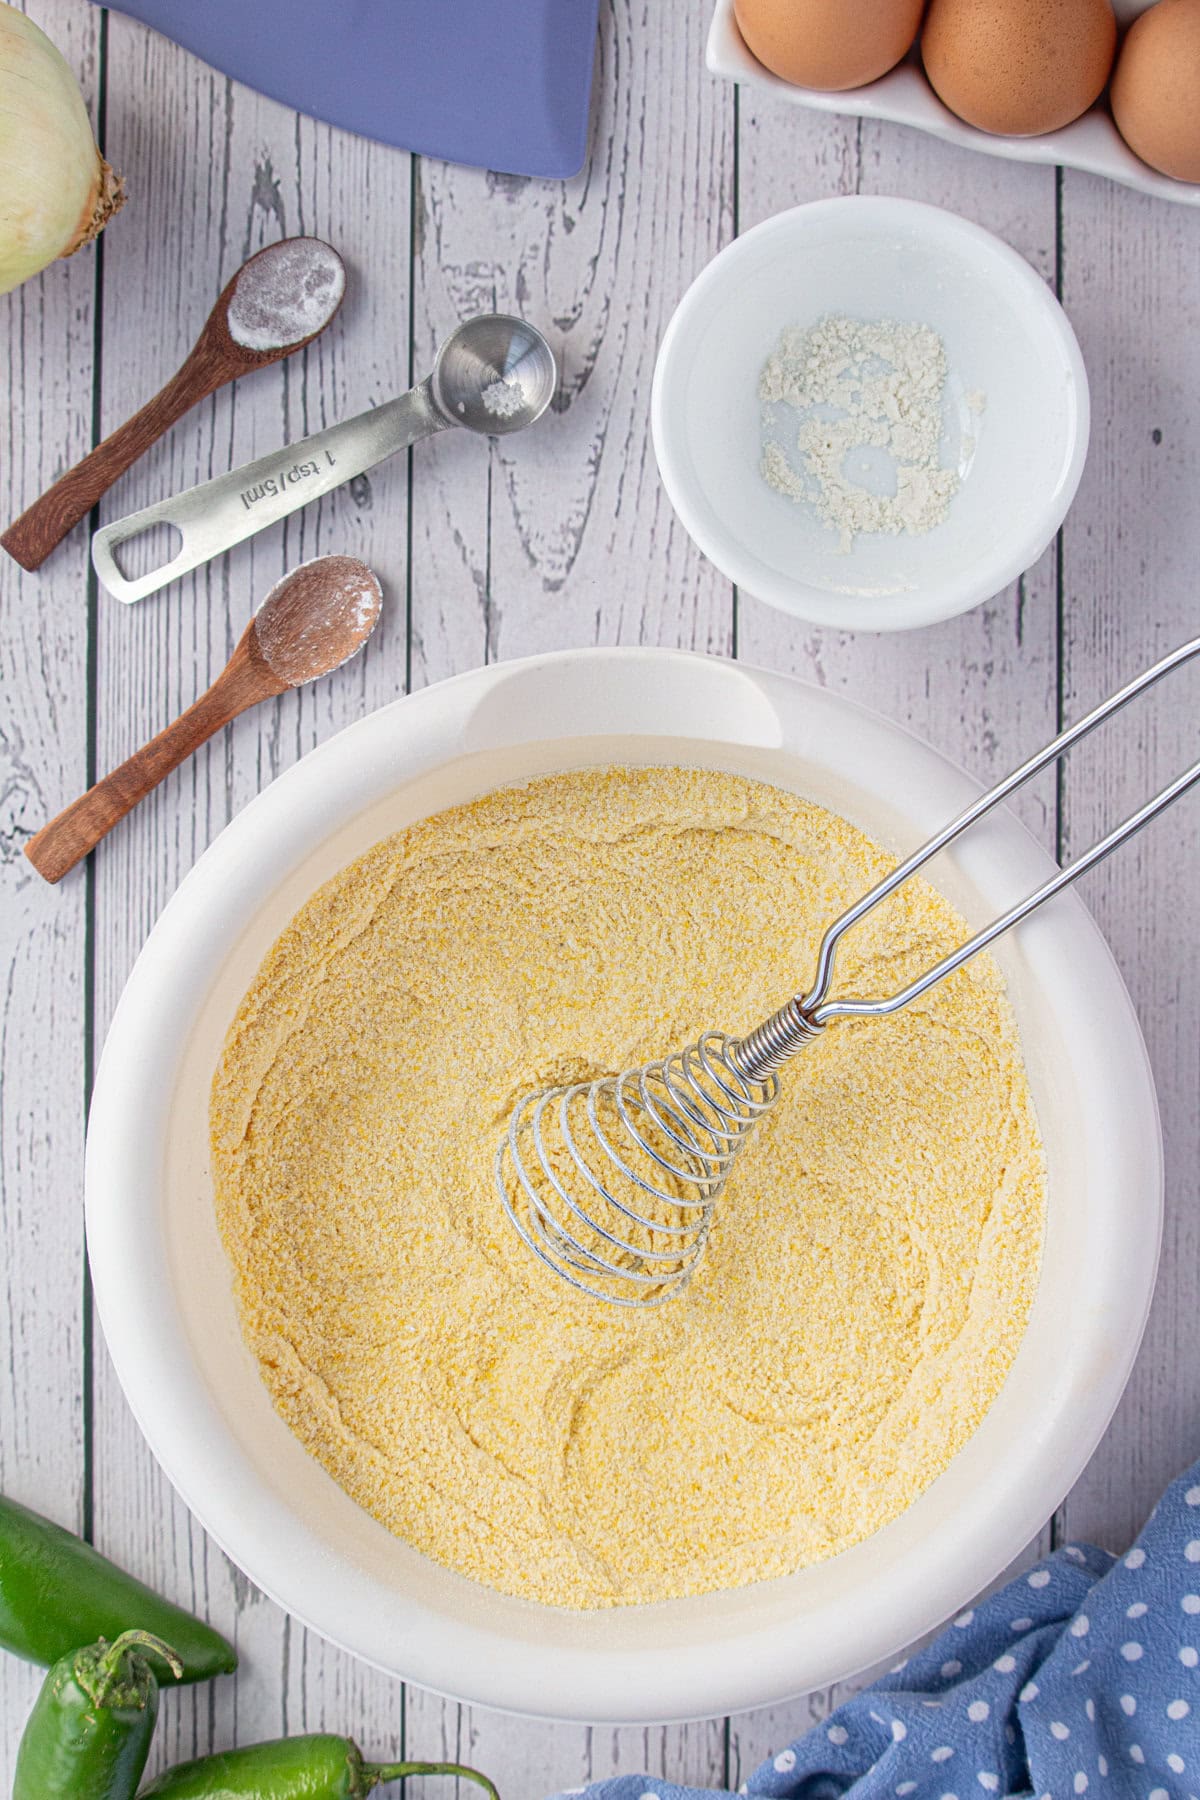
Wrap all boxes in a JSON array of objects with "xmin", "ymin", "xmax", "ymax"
[
  {"xmin": 85, "ymin": 649, "xmax": 1160, "ymax": 1724},
  {"xmin": 652, "ymin": 197, "xmax": 1090, "ymax": 631}
]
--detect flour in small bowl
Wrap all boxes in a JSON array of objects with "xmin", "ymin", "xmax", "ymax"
[{"xmin": 760, "ymin": 315, "xmax": 971, "ymax": 552}]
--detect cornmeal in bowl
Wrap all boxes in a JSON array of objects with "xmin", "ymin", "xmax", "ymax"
[{"xmin": 209, "ymin": 766, "xmax": 1044, "ymax": 1609}]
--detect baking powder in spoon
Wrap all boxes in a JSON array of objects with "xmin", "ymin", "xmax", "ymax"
[
  {"xmin": 227, "ymin": 239, "xmax": 346, "ymax": 353},
  {"xmin": 254, "ymin": 554, "xmax": 383, "ymax": 684}
]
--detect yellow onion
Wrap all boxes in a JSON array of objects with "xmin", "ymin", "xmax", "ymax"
[{"xmin": 0, "ymin": 2, "xmax": 124, "ymax": 296}]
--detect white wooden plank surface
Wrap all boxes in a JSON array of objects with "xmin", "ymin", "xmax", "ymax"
[
  {"xmin": 0, "ymin": 0, "xmax": 100, "ymax": 1767},
  {"xmin": 1, "ymin": 0, "xmax": 1198, "ymax": 1792},
  {"xmin": 407, "ymin": 0, "xmax": 733, "ymax": 690},
  {"xmin": 1053, "ymin": 169, "xmax": 1200, "ymax": 1550}
]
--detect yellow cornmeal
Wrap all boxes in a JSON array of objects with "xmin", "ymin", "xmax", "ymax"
[{"xmin": 210, "ymin": 767, "xmax": 1045, "ymax": 1609}]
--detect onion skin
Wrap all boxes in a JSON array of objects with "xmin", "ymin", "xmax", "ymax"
[{"xmin": 0, "ymin": 2, "xmax": 125, "ymax": 296}]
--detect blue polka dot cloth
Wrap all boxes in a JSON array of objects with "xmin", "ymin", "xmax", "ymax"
[{"xmin": 554, "ymin": 1458, "xmax": 1200, "ymax": 1800}]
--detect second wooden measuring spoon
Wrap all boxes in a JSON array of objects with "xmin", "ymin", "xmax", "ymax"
[
  {"xmin": 24, "ymin": 554, "xmax": 382, "ymax": 884},
  {"xmin": 2, "ymin": 237, "xmax": 346, "ymax": 571}
]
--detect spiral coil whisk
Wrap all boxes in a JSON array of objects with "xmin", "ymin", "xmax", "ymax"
[
  {"xmin": 496, "ymin": 1006, "xmax": 823, "ymax": 1305},
  {"xmin": 497, "ymin": 636, "xmax": 1200, "ymax": 1306},
  {"xmin": 498, "ymin": 1034, "xmax": 780, "ymax": 1307}
]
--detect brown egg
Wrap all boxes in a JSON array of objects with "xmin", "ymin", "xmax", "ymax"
[
  {"xmin": 734, "ymin": 0, "xmax": 926, "ymax": 91},
  {"xmin": 921, "ymin": 0, "xmax": 1117, "ymax": 135},
  {"xmin": 1111, "ymin": 0, "xmax": 1200, "ymax": 182}
]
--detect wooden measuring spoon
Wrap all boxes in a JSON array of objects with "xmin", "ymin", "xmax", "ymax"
[
  {"xmin": 2, "ymin": 238, "xmax": 346, "ymax": 572},
  {"xmin": 25, "ymin": 556, "xmax": 381, "ymax": 884}
]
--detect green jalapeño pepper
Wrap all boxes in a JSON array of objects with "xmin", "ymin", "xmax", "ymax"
[
  {"xmin": 138, "ymin": 1735, "xmax": 502, "ymax": 1800},
  {"xmin": 12, "ymin": 1628, "xmax": 182, "ymax": 1800},
  {"xmin": 0, "ymin": 1493, "xmax": 236, "ymax": 1683}
]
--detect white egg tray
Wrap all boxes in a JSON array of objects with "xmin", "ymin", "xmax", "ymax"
[{"xmin": 707, "ymin": 0, "xmax": 1199, "ymax": 209}]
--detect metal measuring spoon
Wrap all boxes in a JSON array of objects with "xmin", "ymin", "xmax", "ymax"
[
  {"xmin": 2, "ymin": 238, "xmax": 346, "ymax": 572},
  {"xmin": 91, "ymin": 314, "xmax": 558, "ymax": 604}
]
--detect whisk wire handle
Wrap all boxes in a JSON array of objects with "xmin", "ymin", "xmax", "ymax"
[{"xmin": 792, "ymin": 633, "xmax": 1200, "ymax": 1032}]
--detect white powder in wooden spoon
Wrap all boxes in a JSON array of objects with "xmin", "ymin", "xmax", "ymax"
[
  {"xmin": 253, "ymin": 555, "xmax": 382, "ymax": 686},
  {"xmin": 227, "ymin": 238, "xmax": 346, "ymax": 353}
]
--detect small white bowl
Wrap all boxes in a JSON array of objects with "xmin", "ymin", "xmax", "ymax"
[{"xmin": 651, "ymin": 196, "xmax": 1089, "ymax": 632}]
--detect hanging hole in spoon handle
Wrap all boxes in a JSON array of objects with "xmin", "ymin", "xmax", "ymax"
[
  {"xmin": 2, "ymin": 238, "xmax": 346, "ymax": 573},
  {"xmin": 110, "ymin": 521, "xmax": 185, "ymax": 584},
  {"xmin": 91, "ymin": 503, "xmax": 197, "ymax": 606}
]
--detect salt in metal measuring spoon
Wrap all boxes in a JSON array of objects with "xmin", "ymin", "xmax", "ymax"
[{"xmin": 92, "ymin": 313, "xmax": 557, "ymax": 604}]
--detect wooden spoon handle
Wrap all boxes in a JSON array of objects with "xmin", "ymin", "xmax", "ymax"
[
  {"xmin": 25, "ymin": 632, "xmax": 284, "ymax": 883},
  {"xmin": 2, "ymin": 346, "xmax": 226, "ymax": 572}
]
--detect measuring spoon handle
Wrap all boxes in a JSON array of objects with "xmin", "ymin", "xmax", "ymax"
[{"xmin": 92, "ymin": 381, "xmax": 448, "ymax": 603}]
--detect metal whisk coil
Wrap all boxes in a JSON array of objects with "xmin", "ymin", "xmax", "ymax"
[
  {"xmin": 497, "ymin": 1033, "xmax": 782, "ymax": 1304},
  {"xmin": 497, "ymin": 635, "xmax": 1200, "ymax": 1307}
]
